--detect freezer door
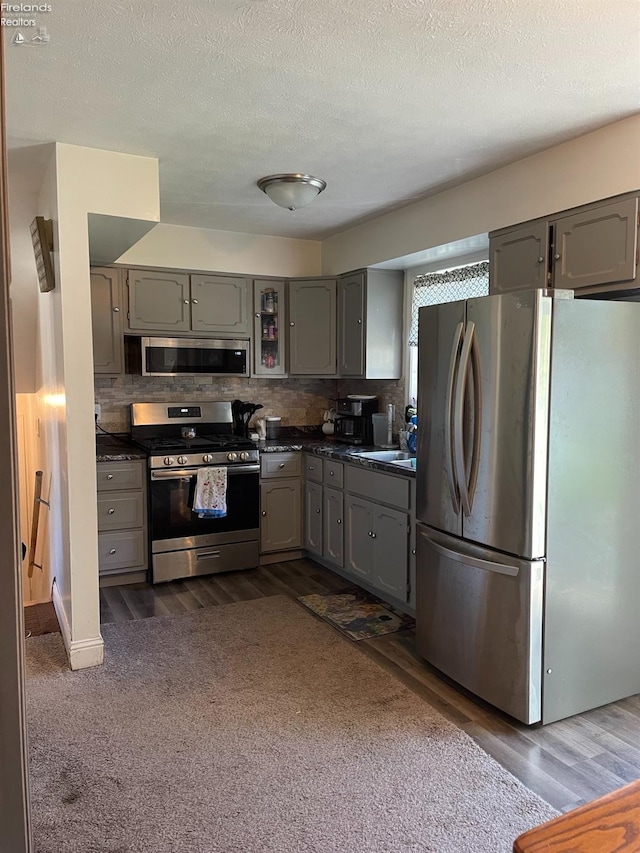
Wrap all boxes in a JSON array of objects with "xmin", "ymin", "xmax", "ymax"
[
  {"xmin": 416, "ymin": 299, "xmax": 465, "ymax": 537},
  {"xmin": 462, "ymin": 290, "xmax": 552, "ymax": 559},
  {"xmin": 415, "ymin": 524, "xmax": 543, "ymax": 724}
]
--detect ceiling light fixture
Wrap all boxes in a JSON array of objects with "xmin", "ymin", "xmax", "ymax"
[{"xmin": 257, "ymin": 173, "xmax": 327, "ymax": 211}]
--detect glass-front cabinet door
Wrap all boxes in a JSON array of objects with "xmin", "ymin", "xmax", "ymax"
[{"xmin": 253, "ymin": 279, "xmax": 286, "ymax": 376}]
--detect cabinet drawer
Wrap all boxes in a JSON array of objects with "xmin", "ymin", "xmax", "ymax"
[
  {"xmin": 323, "ymin": 459, "xmax": 344, "ymax": 488},
  {"xmin": 304, "ymin": 454, "xmax": 322, "ymax": 483},
  {"xmin": 345, "ymin": 465, "xmax": 410, "ymax": 510},
  {"xmin": 260, "ymin": 452, "xmax": 302, "ymax": 479},
  {"xmin": 96, "ymin": 461, "xmax": 144, "ymax": 492},
  {"xmin": 97, "ymin": 491, "xmax": 145, "ymax": 531},
  {"xmin": 98, "ymin": 530, "xmax": 146, "ymax": 573}
]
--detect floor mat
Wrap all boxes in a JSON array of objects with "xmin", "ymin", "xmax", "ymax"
[
  {"xmin": 24, "ymin": 601, "xmax": 60, "ymax": 638},
  {"xmin": 297, "ymin": 585, "xmax": 414, "ymax": 640}
]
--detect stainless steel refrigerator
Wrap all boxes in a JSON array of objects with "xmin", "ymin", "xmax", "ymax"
[{"xmin": 415, "ymin": 289, "xmax": 640, "ymax": 724}]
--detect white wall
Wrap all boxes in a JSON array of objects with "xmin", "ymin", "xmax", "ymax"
[
  {"xmin": 36, "ymin": 143, "xmax": 159, "ymax": 669},
  {"xmin": 322, "ymin": 115, "xmax": 640, "ymax": 274},
  {"xmin": 119, "ymin": 222, "xmax": 322, "ymax": 277}
]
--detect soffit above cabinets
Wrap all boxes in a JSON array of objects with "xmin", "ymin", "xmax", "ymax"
[{"xmin": 88, "ymin": 215, "xmax": 157, "ymax": 266}]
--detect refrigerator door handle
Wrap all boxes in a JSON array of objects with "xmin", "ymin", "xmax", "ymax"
[
  {"xmin": 419, "ymin": 528, "xmax": 520, "ymax": 577},
  {"xmin": 467, "ymin": 327, "xmax": 482, "ymax": 510},
  {"xmin": 454, "ymin": 321, "xmax": 474, "ymax": 516},
  {"xmin": 445, "ymin": 321, "xmax": 463, "ymax": 515}
]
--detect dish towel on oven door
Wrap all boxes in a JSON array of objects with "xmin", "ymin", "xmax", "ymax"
[{"xmin": 193, "ymin": 467, "xmax": 227, "ymax": 518}]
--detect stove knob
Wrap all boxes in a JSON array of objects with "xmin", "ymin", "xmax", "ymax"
[
  {"xmin": 202, "ymin": 454, "xmax": 213, "ymax": 464},
  {"xmin": 239, "ymin": 451, "xmax": 249, "ymax": 461},
  {"xmin": 227, "ymin": 452, "xmax": 238, "ymax": 462},
  {"xmin": 164, "ymin": 457, "xmax": 175, "ymax": 466},
  {"xmin": 177, "ymin": 456, "xmax": 188, "ymax": 465}
]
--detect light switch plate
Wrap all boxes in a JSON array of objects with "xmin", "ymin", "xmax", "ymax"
[{"xmin": 94, "ymin": 403, "xmax": 101, "ymax": 420}]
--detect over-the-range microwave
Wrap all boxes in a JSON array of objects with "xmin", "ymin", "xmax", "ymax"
[{"xmin": 125, "ymin": 336, "xmax": 250, "ymax": 377}]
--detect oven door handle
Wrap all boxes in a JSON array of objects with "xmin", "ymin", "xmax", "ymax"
[{"xmin": 150, "ymin": 464, "xmax": 260, "ymax": 480}]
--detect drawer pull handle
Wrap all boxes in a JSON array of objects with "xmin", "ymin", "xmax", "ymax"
[
  {"xmin": 109, "ymin": 548, "xmax": 117, "ymax": 555},
  {"xmin": 108, "ymin": 508, "xmax": 115, "ymax": 515},
  {"xmin": 279, "ymin": 463, "xmax": 285, "ymax": 469},
  {"xmin": 106, "ymin": 474, "xmax": 114, "ymax": 480}
]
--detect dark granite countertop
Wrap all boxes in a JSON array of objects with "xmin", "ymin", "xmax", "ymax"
[
  {"xmin": 257, "ymin": 431, "xmax": 416, "ymax": 478},
  {"xmin": 95, "ymin": 433, "xmax": 147, "ymax": 463}
]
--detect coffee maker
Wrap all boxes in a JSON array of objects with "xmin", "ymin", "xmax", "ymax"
[{"xmin": 333, "ymin": 397, "xmax": 378, "ymax": 444}]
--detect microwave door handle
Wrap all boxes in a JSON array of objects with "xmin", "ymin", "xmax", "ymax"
[{"xmin": 445, "ymin": 322, "xmax": 463, "ymax": 515}]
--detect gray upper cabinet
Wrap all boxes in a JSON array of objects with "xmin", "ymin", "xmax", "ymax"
[
  {"xmin": 288, "ymin": 279, "xmax": 337, "ymax": 375},
  {"xmin": 338, "ymin": 269, "xmax": 404, "ymax": 378},
  {"xmin": 127, "ymin": 270, "xmax": 250, "ymax": 336},
  {"xmin": 191, "ymin": 275, "xmax": 250, "ymax": 336},
  {"xmin": 489, "ymin": 192, "xmax": 640, "ymax": 297},
  {"xmin": 550, "ymin": 196, "xmax": 638, "ymax": 292},
  {"xmin": 127, "ymin": 270, "xmax": 191, "ymax": 332},
  {"xmin": 489, "ymin": 219, "xmax": 549, "ymax": 295},
  {"xmin": 253, "ymin": 279, "xmax": 287, "ymax": 377},
  {"xmin": 90, "ymin": 267, "xmax": 124, "ymax": 375}
]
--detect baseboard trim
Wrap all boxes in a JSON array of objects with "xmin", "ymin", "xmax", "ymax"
[
  {"xmin": 52, "ymin": 581, "xmax": 105, "ymax": 671},
  {"xmin": 259, "ymin": 549, "xmax": 304, "ymax": 565}
]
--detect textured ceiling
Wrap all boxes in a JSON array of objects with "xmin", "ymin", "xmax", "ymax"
[{"xmin": 6, "ymin": 0, "xmax": 640, "ymax": 239}]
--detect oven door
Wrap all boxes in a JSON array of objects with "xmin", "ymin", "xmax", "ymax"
[{"xmin": 150, "ymin": 464, "xmax": 259, "ymax": 551}]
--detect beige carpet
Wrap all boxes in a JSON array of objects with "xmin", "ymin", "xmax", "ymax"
[{"xmin": 26, "ymin": 595, "xmax": 557, "ymax": 852}]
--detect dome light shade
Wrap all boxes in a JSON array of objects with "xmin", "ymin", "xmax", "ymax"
[{"xmin": 257, "ymin": 174, "xmax": 326, "ymax": 211}]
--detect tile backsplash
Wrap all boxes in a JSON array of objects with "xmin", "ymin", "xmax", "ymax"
[{"xmin": 95, "ymin": 375, "xmax": 407, "ymax": 434}]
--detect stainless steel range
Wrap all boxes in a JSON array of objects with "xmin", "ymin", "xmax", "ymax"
[{"xmin": 130, "ymin": 401, "xmax": 259, "ymax": 583}]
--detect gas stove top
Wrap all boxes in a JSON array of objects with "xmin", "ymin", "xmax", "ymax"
[{"xmin": 134, "ymin": 434, "xmax": 255, "ymax": 454}]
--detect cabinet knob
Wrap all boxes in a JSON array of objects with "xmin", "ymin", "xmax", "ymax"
[
  {"xmin": 554, "ymin": 253, "xmax": 561, "ymax": 261},
  {"xmin": 371, "ymin": 532, "xmax": 377, "ymax": 539},
  {"xmin": 368, "ymin": 531, "xmax": 372, "ymax": 537},
  {"xmin": 108, "ymin": 508, "xmax": 115, "ymax": 515},
  {"xmin": 329, "ymin": 470, "xmax": 334, "ymax": 476},
  {"xmin": 279, "ymin": 463, "xmax": 285, "ymax": 469},
  {"xmin": 183, "ymin": 299, "xmax": 190, "ymax": 304},
  {"xmin": 255, "ymin": 313, "xmax": 261, "ymax": 318},
  {"xmin": 113, "ymin": 306, "xmax": 120, "ymax": 312},
  {"xmin": 308, "ymin": 465, "xmax": 314, "ymax": 471},
  {"xmin": 316, "ymin": 508, "xmax": 321, "ymax": 514},
  {"xmin": 357, "ymin": 319, "xmax": 362, "ymax": 324},
  {"xmin": 289, "ymin": 322, "xmax": 295, "ymax": 326},
  {"xmin": 109, "ymin": 548, "xmax": 117, "ymax": 555},
  {"xmin": 537, "ymin": 257, "xmax": 544, "ymax": 264},
  {"xmin": 336, "ymin": 518, "xmax": 342, "ymax": 524},
  {"xmin": 261, "ymin": 510, "xmax": 267, "ymax": 516},
  {"xmin": 106, "ymin": 474, "xmax": 114, "ymax": 480},
  {"xmin": 192, "ymin": 299, "xmax": 199, "ymax": 305},
  {"xmin": 411, "ymin": 549, "xmax": 416, "ymax": 555}
]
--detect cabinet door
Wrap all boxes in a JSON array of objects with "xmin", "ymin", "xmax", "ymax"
[
  {"xmin": 409, "ymin": 483, "xmax": 416, "ymax": 609},
  {"xmin": 90, "ymin": 267, "xmax": 124, "ymax": 374},
  {"xmin": 551, "ymin": 197, "xmax": 638, "ymax": 291},
  {"xmin": 288, "ymin": 279, "xmax": 337, "ymax": 375},
  {"xmin": 304, "ymin": 480, "xmax": 323, "ymax": 555},
  {"xmin": 372, "ymin": 504, "xmax": 408, "ymax": 601},
  {"xmin": 253, "ymin": 279, "xmax": 286, "ymax": 376},
  {"xmin": 489, "ymin": 220, "xmax": 549, "ymax": 294},
  {"xmin": 338, "ymin": 272, "xmax": 365, "ymax": 376},
  {"xmin": 191, "ymin": 275, "xmax": 250, "ymax": 336},
  {"xmin": 344, "ymin": 494, "xmax": 374, "ymax": 580},
  {"xmin": 260, "ymin": 480, "xmax": 302, "ymax": 553},
  {"xmin": 127, "ymin": 271, "xmax": 191, "ymax": 332},
  {"xmin": 323, "ymin": 486, "xmax": 344, "ymax": 567}
]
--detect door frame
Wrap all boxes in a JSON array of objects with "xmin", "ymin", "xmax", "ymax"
[{"xmin": 0, "ymin": 29, "xmax": 33, "ymax": 853}]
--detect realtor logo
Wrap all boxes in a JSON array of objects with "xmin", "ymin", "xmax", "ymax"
[
  {"xmin": 31, "ymin": 25, "xmax": 49, "ymax": 44},
  {"xmin": 12, "ymin": 30, "xmax": 25, "ymax": 44}
]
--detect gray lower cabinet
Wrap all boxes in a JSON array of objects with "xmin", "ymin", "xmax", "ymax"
[
  {"xmin": 323, "ymin": 486, "xmax": 344, "ymax": 567},
  {"xmin": 344, "ymin": 494, "xmax": 375, "ymax": 579},
  {"xmin": 260, "ymin": 480, "xmax": 302, "ymax": 552},
  {"xmin": 409, "ymin": 481, "xmax": 416, "ymax": 609},
  {"xmin": 288, "ymin": 279, "xmax": 337, "ymax": 375},
  {"xmin": 338, "ymin": 269, "xmax": 404, "ymax": 378},
  {"xmin": 90, "ymin": 267, "xmax": 124, "ymax": 375},
  {"xmin": 304, "ymin": 480, "xmax": 323, "ymax": 556},
  {"xmin": 260, "ymin": 452, "xmax": 302, "ymax": 555},
  {"xmin": 489, "ymin": 219, "xmax": 549, "ymax": 295},
  {"xmin": 96, "ymin": 460, "xmax": 148, "ymax": 582}
]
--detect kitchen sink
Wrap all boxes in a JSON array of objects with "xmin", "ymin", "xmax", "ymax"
[
  {"xmin": 387, "ymin": 457, "xmax": 417, "ymax": 469},
  {"xmin": 358, "ymin": 450, "xmax": 414, "ymax": 462}
]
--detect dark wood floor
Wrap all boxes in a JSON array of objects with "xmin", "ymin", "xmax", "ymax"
[{"xmin": 100, "ymin": 558, "xmax": 640, "ymax": 814}]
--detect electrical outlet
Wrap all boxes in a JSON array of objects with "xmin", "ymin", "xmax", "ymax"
[{"xmin": 94, "ymin": 403, "xmax": 101, "ymax": 421}]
